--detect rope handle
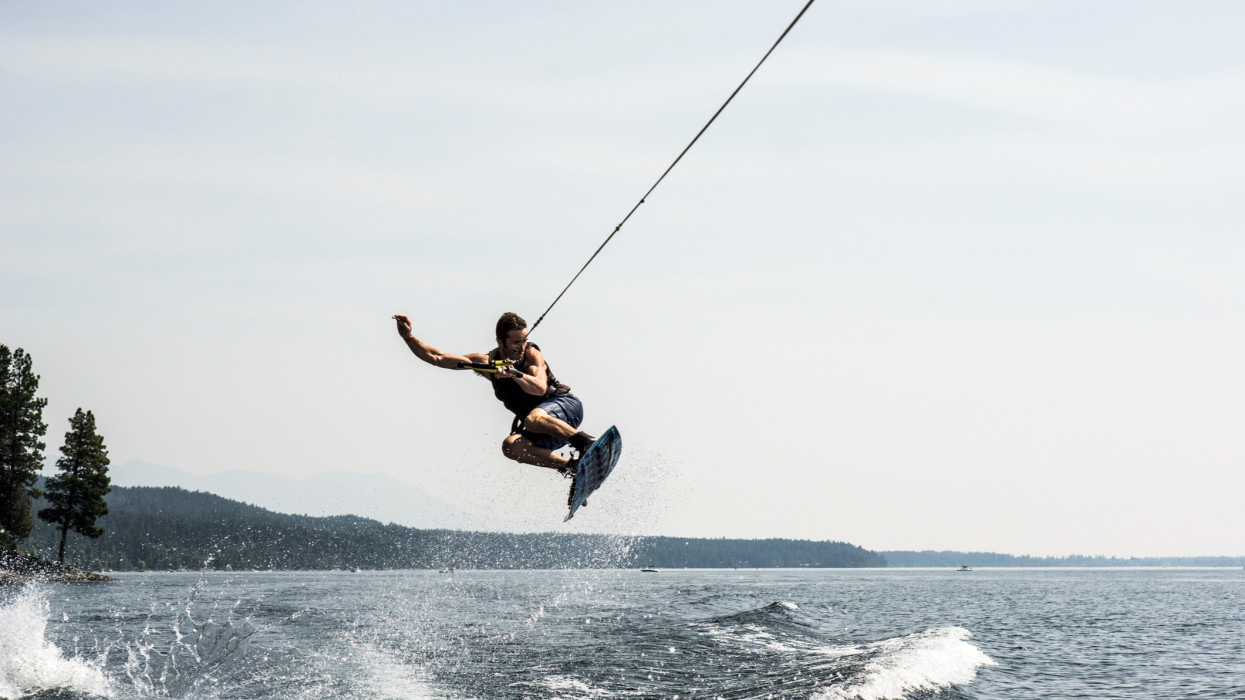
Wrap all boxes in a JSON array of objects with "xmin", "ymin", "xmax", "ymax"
[{"xmin": 457, "ymin": 360, "xmax": 527, "ymax": 377}]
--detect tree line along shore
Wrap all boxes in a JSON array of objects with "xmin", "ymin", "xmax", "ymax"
[
  {"xmin": 15, "ymin": 483, "xmax": 1239, "ymax": 575},
  {"xmin": 20, "ymin": 484, "xmax": 885, "ymax": 572}
]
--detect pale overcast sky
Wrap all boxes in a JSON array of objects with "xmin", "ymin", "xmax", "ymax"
[{"xmin": 3, "ymin": 1, "xmax": 1242, "ymax": 557}]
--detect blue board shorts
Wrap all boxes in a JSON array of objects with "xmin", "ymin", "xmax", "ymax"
[{"xmin": 517, "ymin": 393, "xmax": 584, "ymax": 450}]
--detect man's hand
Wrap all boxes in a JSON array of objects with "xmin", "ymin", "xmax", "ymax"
[{"xmin": 392, "ymin": 314, "xmax": 413, "ymax": 339}]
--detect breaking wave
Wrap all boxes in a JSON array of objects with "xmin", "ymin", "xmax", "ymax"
[
  {"xmin": 813, "ymin": 627, "xmax": 997, "ymax": 700},
  {"xmin": 0, "ymin": 585, "xmax": 112, "ymax": 699},
  {"xmin": 680, "ymin": 601, "xmax": 994, "ymax": 698}
]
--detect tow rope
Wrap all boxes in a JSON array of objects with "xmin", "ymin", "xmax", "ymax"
[{"xmin": 528, "ymin": 0, "xmax": 817, "ymax": 335}]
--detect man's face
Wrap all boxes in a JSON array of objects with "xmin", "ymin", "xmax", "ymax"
[{"xmin": 500, "ymin": 328, "xmax": 527, "ymax": 359}]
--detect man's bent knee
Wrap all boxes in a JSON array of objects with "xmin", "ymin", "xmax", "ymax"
[{"xmin": 501, "ymin": 434, "xmax": 524, "ymax": 461}]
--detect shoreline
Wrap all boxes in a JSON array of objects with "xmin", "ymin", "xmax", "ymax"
[
  {"xmin": 37, "ymin": 565, "xmax": 1245, "ymax": 575},
  {"xmin": 0, "ymin": 551, "xmax": 117, "ymax": 583}
]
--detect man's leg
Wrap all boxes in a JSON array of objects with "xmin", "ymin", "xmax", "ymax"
[
  {"xmin": 517, "ymin": 406, "xmax": 590, "ymax": 448},
  {"xmin": 523, "ymin": 408, "xmax": 577, "ymax": 441},
  {"xmin": 501, "ymin": 434, "xmax": 572, "ymax": 470}
]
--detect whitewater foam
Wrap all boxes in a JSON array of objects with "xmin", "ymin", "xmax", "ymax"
[
  {"xmin": 534, "ymin": 674, "xmax": 611, "ymax": 698},
  {"xmin": 814, "ymin": 627, "xmax": 996, "ymax": 700},
  {"xmin": 349, "ymin": 643, "xmax": 443, "ymax": 700},
  {"xmin": 0, "ymin": 585, "xmax": 112, "ymax": 700}
]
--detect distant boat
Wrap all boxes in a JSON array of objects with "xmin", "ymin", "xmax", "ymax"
[
  {"xmin": 349, "ymin": 567, "xmax": 362, "ymax": 573},
  {"xmin": 956, "ymin": 565, "xmax": 972, "ymax": 571},
  {"xmin": 640, "ymin": 566, "xmax": 659, "ymax": 573},
  {"xmin": 439, "ymin": 567, "xmax": 455, "ymax": 574}
]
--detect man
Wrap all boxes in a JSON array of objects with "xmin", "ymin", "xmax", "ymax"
[{"xmin": 392, "ymin": 312, "xmax": 596, "ymax": 475}]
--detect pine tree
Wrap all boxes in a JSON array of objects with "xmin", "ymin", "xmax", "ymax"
[
  {"xmin": 0, "ymin": 345, "xmax": 48, "ymax": 550},
  {"xmin": 38, "ymin": 408, "xmax": 112, "ymax": 564}
]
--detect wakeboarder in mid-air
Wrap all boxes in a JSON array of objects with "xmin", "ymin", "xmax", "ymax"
[
  {"xmin": 392, "ymin": 312, "xmax": 596, "ymax": 476},
  {"xmin": 388, "ymin": 2, "xmax": 808, "ymax": 518}
]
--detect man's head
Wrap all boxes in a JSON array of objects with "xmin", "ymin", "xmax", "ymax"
[{"xmin": 496, "ymin": 312, "xmax": 528, "ymax": 358}]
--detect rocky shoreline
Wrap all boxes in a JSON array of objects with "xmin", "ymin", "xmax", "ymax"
[{"xmin": 0, "ymin": 550, "xmax": 117, "ymax": 582}]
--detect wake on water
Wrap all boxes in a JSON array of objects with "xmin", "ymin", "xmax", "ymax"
[
  {"xmin": 1, "ymin": 577, "xmax": 261, "ymax": 700},
  {"xmin": 0, "ymin": 586, "xmax": 110, "ymax": 699},
  {"xmin": 812, "ymin": 627, "xmax": 996, "ymax": 700},
  {"xmin": 1, "ymin": 577, "xmax": 994, "ymax": 700},
  {"xmin": 678, "ymin": 599, "xmax": 994, "ymax": 700}
]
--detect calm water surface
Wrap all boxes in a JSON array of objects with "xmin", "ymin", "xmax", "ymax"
[{"xmin": 3, "ymin": 568, "xmax": 1243, "ymax": 699}]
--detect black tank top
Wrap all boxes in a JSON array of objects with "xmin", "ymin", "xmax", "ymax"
[{"xmin": 486, "ymin": 343, "xmax": 571, "ymax": 416}]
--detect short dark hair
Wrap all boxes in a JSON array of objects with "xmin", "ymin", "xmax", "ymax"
[{"xmin": 496, "ymin": 312, "xmax": 527, "ymax": 342}]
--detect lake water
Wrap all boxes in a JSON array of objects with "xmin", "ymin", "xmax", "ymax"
[{"xmin": 2, "ymin": 567, "xmax": 1242, "ymax": 699}]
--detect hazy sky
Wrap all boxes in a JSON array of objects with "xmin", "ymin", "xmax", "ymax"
[{"xmin": 3, "ymin": 1, "xmax": 1243, "ymax": 557}]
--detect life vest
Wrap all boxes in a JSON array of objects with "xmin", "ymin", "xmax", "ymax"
[{"xmin": 485, "ymin": 344, "xmax": 571, "ymax": 416}]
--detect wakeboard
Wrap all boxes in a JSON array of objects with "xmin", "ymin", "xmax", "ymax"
[{"xmin": 565, "ymin": 425, "xmax": 622, "ymax": 521}]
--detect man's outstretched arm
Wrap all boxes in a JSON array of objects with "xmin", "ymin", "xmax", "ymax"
[{"xmin": 392, "ymin": 314, "xmax": 485, "ymax": 369}]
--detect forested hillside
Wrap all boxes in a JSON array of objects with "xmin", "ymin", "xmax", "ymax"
[
  {"xmin": 23, "ymin": 484, "xmax": 886, "ymax": 571},
  {"xmin": 882, "ymin": 550, "xmax": 1245, "ymax": 568}
]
